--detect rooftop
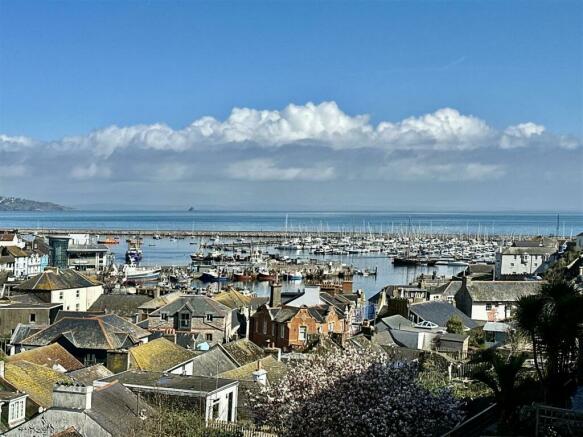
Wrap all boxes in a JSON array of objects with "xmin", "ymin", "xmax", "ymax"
[
  {"xmin": 100, "ymin": 370, "xmax": 238, "ymax": 395},
  {"xmin": 68, "ymin": 364, "xmax": 114, "ymax": 386},
  {"xmin": 7, "ymin": 343, "xmax": 84, "ymax": 371},
  {"xmin": 129, "ymin": 338, "xmax": 195, "ymax": 372},
  {"xmin": 16, "ymin": 269, "xmax": 101, "ymax": 291},
  {"xmin": 465, "ymin": 281, "xmax": 542, "ymax": 302},
  {"xmin": 4, "ymin": 360, "xmax": 73, "ymax": 408}
]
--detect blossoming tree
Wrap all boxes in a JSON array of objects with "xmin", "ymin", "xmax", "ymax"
[{"xmin": 250, "ymin": 347, "xmax": 464, "ymax": 436}]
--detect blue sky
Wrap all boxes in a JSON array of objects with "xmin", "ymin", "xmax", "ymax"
[{"xmin": 0, "ymin": 0, "xmax": 582, "ymax": 211}]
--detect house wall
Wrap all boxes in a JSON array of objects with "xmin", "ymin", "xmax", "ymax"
[
  {"xmin": 205, "ymin": 384, "xmax": 238, "ymax": 423},
  {"xmin": 49, "ymin": 285, "xmax": 104, "ymax": 312},
  {"xmin": 169, "ymin": 360, "xmax": 194, "ymax": 376},
  {"xmin": 496, "ymin": 253, "xmax": 550, "ymax": 279},
  {"xmin": 454, "ymin": 288, "xmax": 473, "ymax": 318},
  {"xmin": 250, "ymin": 307, "xmax": 345, "ymax": 350},
  {"xmin": 0, "ymin": 307, "xmax": 56, "ymax": 338},
  {"xmin": 576, "ymin": 235, "xmax": 583, "ymax": 251},
  {"xmin": 471, "ymin": 302, "xmax": 512, "ymax": 322}
]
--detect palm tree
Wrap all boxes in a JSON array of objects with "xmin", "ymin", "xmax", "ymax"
[
  {"xmin": 471, "ymin": 349, "xmax": 527, "ymax": 431},
  {"xmin": 514, "ymin": 280, "xmax": 583, "ymax": 406}
]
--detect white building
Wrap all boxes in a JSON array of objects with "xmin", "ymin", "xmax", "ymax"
[
  {"xmin": 14, "ymin": 268, "xmax": 104, "ymax": 312},
  {"xmin": 576, "ymin": 232, "xmax": 583, "ymax": 251},
  {"xmin": 495, "ymin": 246, "xmax": 556, "ymax": 279},
  {"xmin": 0, "ymin": 234, "xmax": 24, "ymax": 249},
  {"xmin": 454, "ymin": 279, "xmax": 541, "ymax": 322}
]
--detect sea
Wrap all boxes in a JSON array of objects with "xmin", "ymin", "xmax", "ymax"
[{"xmin": 1, "ymin": 210, "xmax": 581, "ymax": 298}]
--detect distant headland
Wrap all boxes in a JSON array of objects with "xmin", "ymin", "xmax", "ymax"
[{"xmin": 0, "ymin": 196, "xmax": 72, "ymax": 212}]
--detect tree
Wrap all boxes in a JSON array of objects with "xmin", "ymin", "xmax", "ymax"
[
  {"xmin": 471, "ymin": 349, "xmax": 527, "ymax": 432},
  {"xmin": 515, "ymin": 280, "xmax": 583, "ymax": 405},
  {"xmin": 249, "ymin": 347, "xmax": 464, "ymax": 437},
  {"xmin": 446, "ymin": 315, "xmax": 465, "ymax": 335}
]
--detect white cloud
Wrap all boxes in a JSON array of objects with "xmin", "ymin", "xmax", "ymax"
[
  {"xmin": 2, "ymin": 102, "xmax": 579, "ymax": 156},
  {"xmin": 0, "ymin": 134, "xmax": 35, "ymax": 152},
  {"xmin": 70, "ymin": 163, "xmax": 111, "ymax": 179},
  {"xmin": 379, "ymin": 160, "xmax": 506, "ymax": 182},
  {"xmin": 227, "ymin": 158, "xmax": 335, "ymax": 181}
]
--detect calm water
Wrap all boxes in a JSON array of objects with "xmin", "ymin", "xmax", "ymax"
[
  {"xmin": 1, "ymin": 210, "xmax": 582, "ymax": 236},
  {"xmin": 108, "ymin": 236, "xmax": 466, "ymax": 298},
  {"xmin": 2, "ymin": 210, "xmax": 580, "ymax": 298}
]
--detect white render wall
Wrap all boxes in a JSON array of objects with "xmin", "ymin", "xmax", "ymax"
[
  {"xmin": 50, "ymin": 285, "xmax": 104, "ymax": 311},
  {"xmin": 496, "ymin": 253, "xmax": 548, "ymax": 278},
  {"xmin": 205, "ymin": 384, "xmax": 238, "ymax": 422},
  {"xmin": 471, "ymin": 303, "xmax": 513, "ymax": 322}
]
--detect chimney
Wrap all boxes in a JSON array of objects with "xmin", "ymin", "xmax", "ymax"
[
  {"xmin": 461, "ymin": 275, "xmax": 472, "ymax": 288},
  {"xmin": 269, "ymin": 283, "xmax": 282, "ymax": 307},
  {"xmin": 342, "ymin": 280, "xmax": 353, "ymax": 294},
  {"xmin": 52, "ymin": 383, "xmax": 93, "ymax": 410},
  {"xmin": 252, "ymin": 360, "xmax": 268, "ymax": 385},
  {"xmin": 0, "ymin": 360, "xmax": 4, "ymax": 379}
]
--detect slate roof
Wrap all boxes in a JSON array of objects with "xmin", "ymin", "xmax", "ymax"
[
  {"xmin": 129, "ymin": 338, "xmax": 195, "ymax": 372},
  {"xmin": 87, "ymin": 382, "xmax": 155, "ymax": 436},
  {"xmin": 100, "ymin": 370, "xmax": 238, "ymax": 394},
  {"xmin": 189, "ymin": 346, "xmax": 238, "ymax": 376},
  {"xmin": 150, "ymin": 295, "xmax": 231, "ymax": 318},
  {"xmin": 4, "ymin": 360, "xmax": 73, "ymax": 408},
  {"xmin": 272, "ymin": 307, "xmax": 300, "ymax": 323},
  {"xmin": 466, "ymin": 281, "xmax": 542, "ymax": 302},
  {"xmin": 409, "ymin": 301, "xmax": 479, "ymax": 329},
  {"xmin": 378, "ymin": 315, "xmax": 414, "ymax": 331},
  {"xmin": 220, "ymin": 339, "xmax": 266, "ymax": 366},
  {"xmin": 9, "ymin": 323, "xmax": 48, "ymax": 345},
  {"xmin": 218, "ymin": 355, "xmax": 287, "ymax": 383},
  {"xmin": 7, "ymin": 343, "xmax": 84, "ymax": 371},
  {"xmin": 51, "ymin": 426, "xmax": 83, "ymax": 437},
  {"xmin": 20, "ymin": 314, "xmax": 150, "ymax": 350},
  {"xmin": 502, "ymin": 246, "xmax": 556, "ymax": 256},
  {"xmin": 213, "ymin": 289, "xmax": 253, "ymax": 309},
  {"xmin": 16, "ymin": 269, "xmax": 101, "ymax": 291},
  {"xmin": 88, "ymin": 294, "xmax": 151, "ymax": 318},
  {"xmin": 137, "ymin": 291, "xmax": 184, "ymax": 311},
  {"xmin": 68, "ymin": 364, "xmax": 114, "ymax": 386}
]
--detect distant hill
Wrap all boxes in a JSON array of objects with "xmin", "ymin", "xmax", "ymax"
[{"xmin": 0, "ymin": 196, "xmax": 72, "ymax": 212}]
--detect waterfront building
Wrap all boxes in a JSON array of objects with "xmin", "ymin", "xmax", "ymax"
[
  {"xmin": 495, "ymin": 241, "xmax": 557, "ymax": 280},
  {"xmin": 14, "ymin": 268, "xmax": 103, "ymax": 312},
  {"xmin": 48, "ymin": 236, "xmax": 70, "ymax": 269},
  {"xmin": 66, "ymin": 243, "xmax": 111, "ymax": 272}
]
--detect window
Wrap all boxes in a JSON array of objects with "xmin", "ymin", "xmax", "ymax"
[
  {"xmin": 59, "ymin": 291, "xmax": 64, "ymax": 300},
  {"xmin": 206, "ymin": 333, "xmax": 213, "ymax": 341},
  {"xmin": 486, "ymin": 303, "xmax": 492, "ymax": 311},
  {"xmin": 262, "ymin": 320, "xmax": 267, "ymax": 335},
  {"xmin": 160, "ymin": 312, "xmax": 168, "ymax": 321},
  {"xmin": 76, "ymin": 290, "xmax": 80, "ymax": 298},
  {"xmin": 271, "ymin": 323, "xmax": 276, "ymax": 336},
  {"xmin": 328, "ymin": 322, "xmax": 334, "ymax": 332},
  {"xmin": 279, "ymin": 324, "xmax": 285, "ymax": 339},
  {"xmin": 29, "ymin": 313, "xmax": 36, "ymax": 323},
  {"xmin": 212, "ymin": 400, "xmax": 220, "ymax": 419},
  {"xmin": 298, "ymin": 326, "xmax": 307, "ymax": 341},
  {"xmin": 206, "ymin": 313, "xmax": 213, "ymax": 322},
  {"xmin": 180, "ymin": 312, "xmax": 190, "ymax": 329},
  {"xmin": 75, "ymin": 304, "xmax": 80, "ymax": 311}
]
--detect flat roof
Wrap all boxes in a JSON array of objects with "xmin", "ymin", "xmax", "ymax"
[{"xmin": 99, "ymin": 370, "xmax": 237, "ymax": 396}]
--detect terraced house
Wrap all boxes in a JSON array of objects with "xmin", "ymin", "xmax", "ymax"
[{"xmin": 148, "ymin": 295, "xmax": 238, "ymax": 344}]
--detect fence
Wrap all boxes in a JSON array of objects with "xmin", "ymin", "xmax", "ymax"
[
  {"xmin": 207, "ymin": 420, "xmax": 278, "ymax": 437},
  {"xmin": 441, "ymin": 403, "xmax": 498, "ymax": 437},
  {"xmin": 534, "ymin": 404, "xmax": 583, "ymax": 437},
  {"xmin": 449, "ymin": 361, "xmax": 487, "ymax": 380}
]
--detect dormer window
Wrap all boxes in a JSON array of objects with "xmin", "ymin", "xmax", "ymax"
[
  {"xmin": 160, "ymin": 312, "xmax": 168, "ymax": 321},
  {"xmin": 8, "ymin": 398, "xmax": 26, "ymax": 426},
  {"xmin": 179, "ymin": 312, "xmax": 190, "ymax": 329}
]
